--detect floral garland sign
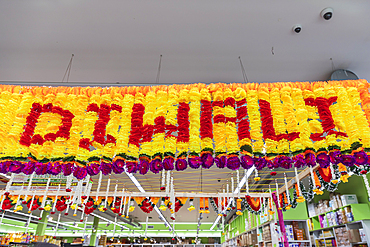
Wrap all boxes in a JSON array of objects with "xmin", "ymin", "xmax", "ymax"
[{"xmin": 0, "ymin": 80, "xmax": 370, "ymax": 179}]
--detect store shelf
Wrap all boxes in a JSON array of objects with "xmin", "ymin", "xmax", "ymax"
[
  {"xmin": 309, "ymin": 221, "xmax": 362, "ymax": 232},
  {"xmin": 316, "ymin": 236, "xmax": 335, "ymax": 240},
  {"xmin": 288, "ymin": 240, "xmax": 310, "ymax": 242}
]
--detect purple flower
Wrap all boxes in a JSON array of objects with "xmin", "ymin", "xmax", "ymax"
[
  {"xmin": 62, "ymin": 162, "xmax": 75, "ymax": 176},
  {"xmin": 316, "ymin": 153, "xmax": 330, "ymax": 168},
  {"xmin": 278, "ymin": 156, "xmax": 293, "ymax": 169},
  {"xmin": 126, "ymin": 161, "xmax": 137, "ymax": 173},
  {"xmin": 138, "ymin": 159, "xmax": 149, "ymax": 175},
  {"xmin": 150, "ymin": 159, "xmax": 163, "ymax": 174},
  {"xmin": 342, "ymin": 155, "xmax": 355, "ymax": 167},
  {"xmin": 266, "ymin": 159, "xmax": 274, "ymax": 169},
  {"xmin": 86, "ymin": 163, "xmax": 100, "ymax": 176},
  {"xmin": 253, "ymin": 157, "xmax": 266, "ymax": 170},
  {"xmin": 163, "ymin": 157, "xmax": 175, "ymax": 170},
  {"xmin": 241, "ymin": 155, "xmax": 254, "ymax": 169},
  {"xmin": 329, "ymin": 151, "xmax": 342, "ymax": 165},
  {"xmin": 353, "ymin": 151, "xmax": 368, "ymax": 165},
  {"xmin": 304, "ymin": 153, "xmax": 316, "ymax": 167},
  {"xmin": 175, "ymin": 159, "xmax": 188, "ymax": 171},
  {"xmin": 0, "ymin": 161, "xmax": 10, "ymax": 174},
  {"xmin": 73, "ymin": 166, "xmax": 87, "ymax": 180},
  {"xmin": 23, "ymin": 162, "xmax": 35, "ymax": 175},
  {"xmin": 201, "ymin": 153, "xmax": 214, "ymax": 169},
  {"xmin": 215, "ymin": 155, "xmax": 227, "ymax": 169},
  {"xmin": 100, "ymin": 162, "xmax": 112, "ymax": 176},
  {"xmin": 293, "ymin": 155, "xmax": 305, "ymax": 169},
  {"xmin": 112, "ymin": 159, "xmax": 125, "ymax": 174},
  {"xmin": 48, "ymin": 162, "xmax": 61, "ymax": 175},
  {"xmin": 35, "ymin": 162, "xmax": 48, "ymax": 175},
  {"xmin": 9, "ymin": 161, "xmax": 24, "ymax": 174},
  {"xmin": 188, "ymin": 156, "xmax": 201, "ymax": 169},
  {"xmin": 227, "ymin": 156, "xmax": 240, "ymax": 170}
]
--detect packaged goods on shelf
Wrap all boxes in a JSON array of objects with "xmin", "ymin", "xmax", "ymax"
[
  {"xmin": 344, "ymin": 206, "xmax": 354, "ymax": 222},
  {"xmin": 307, "ymin": 219, "xmax": 314, "ymax": 231},
  {"xmin": 324, "ymin": 239, "xmax": 336, "ymax": 247},
  {"xmin": 341, "ymin": 195, "xmax": 358, "ymax": 206},
  {"xmin": 322, "ymin": 230, "xmax": 334, "ymax": 238},
  {"xmin": 359, "ymin": 229, "xmax": 367, "ymax": 242},
  {"xmin": 285, "ymin": 225, "xmax": 294, "ymax": 241},
  {"xmin": 263, "ymin": 224, "xmax": 271, "ymax": 241},
  {"xmin": 319, "ymin": 215, "xmax": 328, "ymax": 228},
  {"xmin": 334, "ymin": 227, "xmax": 351, "ymax": 247},
  {"xmin": 307, "ymin": 202, "xmax": 317, "ymax": 217}
]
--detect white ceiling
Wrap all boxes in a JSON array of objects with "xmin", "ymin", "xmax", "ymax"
[{"xmin": 1, "ymin": 0, "xmax": 370, "ymax": 84}]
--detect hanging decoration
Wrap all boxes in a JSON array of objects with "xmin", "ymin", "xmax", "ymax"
[
  {"xmin": 362, "ymin": 174, "xmax": 370, "ymax": 199},
  {"xmin": 135, "ymin": 197, "xmax": 160, "ymax": 214},
  {"xmin": 299, "ymin": 181, "xmax": 314, "ymax": 203},
  {"xmin": 0, "ymin": 80, "xmax": 369, "ymax": 178},
  {"xmin": 283, "ymin": 173, "xmax": 291, "ymax": 209},
  {"xmin": 187, "ymin": 197, "xmax": 195, "ymax": 212},
  {"xmin": 316, "ymin": 167, "xmax": 341, "ymax": 192},
  {"xmin": 236, "ymin": 198, "xmax": 242, "ymax": 215},
  {"xmin": 244, "ymin": 195, "xmax": 262, "ymax": 214}
]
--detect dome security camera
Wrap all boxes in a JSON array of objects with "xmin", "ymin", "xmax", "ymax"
[
  {"xmin": 293, "ymin": 25, "xmax": 302, "ymax": 33},
  {"xmin": 321, "ymin": 7, "xmax": 333, "ymax": 20}
]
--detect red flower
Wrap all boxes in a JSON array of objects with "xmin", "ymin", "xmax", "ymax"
[
  {"xmin": 87, "ymin": 103, "xmax": 99, "ymax": 113},
  {"xmin": 154, "ymin": 116, "xmax": 165, "ymax": 134},
  {"xmin": 79, "ymin": 138, "xmax": 91, "ymax": 150},
  {"xmin": 44, "ymin": 133, "xmax": 57, "ymax": 142},
  {"xmin": 106, "ymin": 134, "xmax": 116, "ymax": 144},
  {"xmin": 128, "ymin": 103, "xmax": 145, "ymax": 147},
  {"xmin": 177, "ymin": 102, "xmax": 190, "ymax": 143},
  {"xmin": 270, "ymin": 171, "xmax": 277, "ymax": 176},
  {"xmin": 111, "ymin": 104, "xmax": 122, "ymax": 113}
]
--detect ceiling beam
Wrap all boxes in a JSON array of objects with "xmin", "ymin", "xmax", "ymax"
[{"xmin": 278, "ymin": 165, "xmax": 319, "ymax": 194}]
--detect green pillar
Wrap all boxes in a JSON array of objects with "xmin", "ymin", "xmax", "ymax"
[
  {"xmin": 35, "ymin": 211, "xmax": 49, "ymax": 236},
  {"xmin": 90, "ymin": 216, "xmax": 99, "ymax": 246}
]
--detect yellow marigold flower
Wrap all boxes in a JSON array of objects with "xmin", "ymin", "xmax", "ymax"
[
  {"xmin": 71, "ymin": 204, "xmax": 77, "ymax": 210},
  {"xmin": 313, "ymin": 188, "xmax": 324, "ymax": 195},
  {"xmin": 340, "ymin": 174, "xmax": 350, "ymax": 183},
  {"xmin": 159, "ymin": 205, "xmax": 167, "ymax": 211},
  {"xmin": 187, "ymin": 205, "xmax": 195, "ymax": 212},
  {"xmin": 44, "ymin": 205, "xmax": 52, "ymax": 211},
  {"xmin": 254, "ymin": 177, "xmax": 261, "ymax": 182},
  {"xmin": 296, "ymin": 196, "xmax": 305, "ymax": 203},
  {"xmin": 129, "ymin": 206, "xmax": 135, "ymax": 212}
]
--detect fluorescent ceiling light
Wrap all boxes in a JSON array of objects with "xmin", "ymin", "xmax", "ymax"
[
  {"xmin": 6, "ymin": 210, "xmax": 84, "ymax": 230},
  {"xmin": 209, "ymin": 167, "xmax": 255, "ymax": 230},
  {"xmin": 89, "ymin": 212, "xmax": 129, "ymax": 230}
]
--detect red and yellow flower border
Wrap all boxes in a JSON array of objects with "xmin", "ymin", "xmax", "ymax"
[{"xmin": 1, "ymin": 80, "xmax": 370, "ymax": 179}]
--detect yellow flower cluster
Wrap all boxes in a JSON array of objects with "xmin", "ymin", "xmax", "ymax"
[{"xmin": 189, "ymin": 86, "xmax": 202, "ymax": 155}]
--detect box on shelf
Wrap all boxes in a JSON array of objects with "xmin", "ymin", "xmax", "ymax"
[
  {"xmin": 285, "ymin": 225, "xmax": 294, "ymax": 241},
  {"xmin": 359, "ymin": 229, "xmax": 367, "ymax": 242},
  {"xmin": 341, "ymin": 194, "xmax": 358, "ymax": 206},
  {"xmin": 348, "ymin": 229, "xmax": 361, "ymax": 243}
]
